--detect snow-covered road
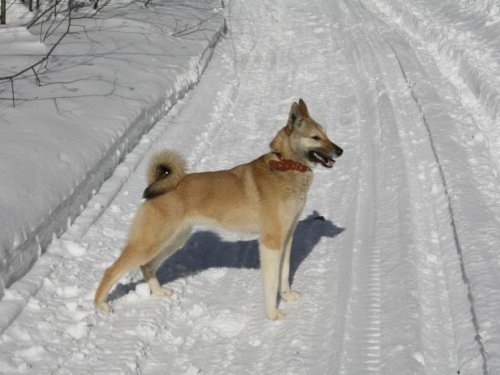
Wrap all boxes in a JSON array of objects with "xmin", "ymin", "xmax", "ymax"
[{"xmin": 1, "ymin": 0, "xmax": 500, "ymax": 373}]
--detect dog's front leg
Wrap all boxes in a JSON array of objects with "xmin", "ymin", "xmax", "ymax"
[
  {"xmin": 259, "ymin": 238, "xmax": 285, "ymax": 320},
  {"xmin": 280, "ymin": 224, "xmax": 302, "ymax": 302}
]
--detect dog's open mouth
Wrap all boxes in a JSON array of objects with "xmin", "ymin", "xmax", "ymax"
[{"xmin": 308, "ymin": 150, "xmax": 335, "ymax": 168}]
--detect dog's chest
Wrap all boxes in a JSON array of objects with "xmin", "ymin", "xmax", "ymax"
[{"xmin": 281, "ymin": 172, "xmax": 312, "ymax": 203}]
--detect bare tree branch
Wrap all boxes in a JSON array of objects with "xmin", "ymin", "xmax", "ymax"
[
  {"xmin": 172, "ymin": 14, "xmax": 219, "ymax": 38},
  {"xmin": 28, "ymin": 1, "xmax": 59, "ymax": 29},
  {"xmin": 43, "ymin": 2, "xmax": 68, "ymax": 42},
  {"xmin": 0, "ymin": 1, "xmax": 72, "ymax": 106},
  {"xmin": 0, "ymin": 0, "xmax": 109, "ymax": 107}
]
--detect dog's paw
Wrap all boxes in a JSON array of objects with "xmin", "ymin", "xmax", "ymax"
[
  {"xmin": 266, "ymin": 308, "xmax": 287, "ymax": 321},
  {"xmin": 281, "ymin": 290, "xmax": 302, "ymax": 302},
  {"xmin": 152, "ymin": 286, "xmax": 174, "ymax": 297},
  {"xmin": 96, "ymin": 302, "xmax": 113, "ymax": 314}
]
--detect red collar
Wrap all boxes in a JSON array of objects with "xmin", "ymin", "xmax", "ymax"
[{"xmin": 268, "ymin": 153, "xmax": 310, "ymax": 172}]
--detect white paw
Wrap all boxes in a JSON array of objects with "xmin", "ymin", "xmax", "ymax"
[
  {"xmin": 281, "ymin": 290, "xmax": 302, "ymax": 302},
  {"xmin": 266, "ymin": 308, "xmax": 287, "ymax": 321},
  {"xmin": 152, "ymin": 286, "xmax": 174, "ymax": 297},
  {"xmin": 96, "ymin": 302, "xmax": 113, "ymax": 313}
]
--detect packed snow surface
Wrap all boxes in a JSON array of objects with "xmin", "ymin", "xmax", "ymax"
[{"xmin": 1, "ymin": 0, "xmax": 500, "ymax": 374}]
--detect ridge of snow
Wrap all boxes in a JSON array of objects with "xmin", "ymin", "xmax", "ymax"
[{"xmin": 0, "ymin": 0, "xmax": 226, "ymax": 303}]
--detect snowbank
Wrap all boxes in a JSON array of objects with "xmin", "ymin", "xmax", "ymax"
[{"xmin": 0, "ymin": 0, "xmax": 226, "ymax": 300}]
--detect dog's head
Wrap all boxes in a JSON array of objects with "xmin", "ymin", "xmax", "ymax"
[{"xmin": 272, "ymin": 99, "xmax": 343, "ymax": 168}]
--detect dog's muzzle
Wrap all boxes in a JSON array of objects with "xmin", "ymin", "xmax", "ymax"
[
  {"xmin": 308, "ymin": 150, "xmax": 336, "ymax": 168},
  {"xmin": 308, "ymin": 144, "xmax": 342, "ymax": 168}
]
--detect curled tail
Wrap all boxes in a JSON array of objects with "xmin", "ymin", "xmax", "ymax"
[{"xmin": 143, "ymin": 151, "xmax": 186, "ymax": 199}]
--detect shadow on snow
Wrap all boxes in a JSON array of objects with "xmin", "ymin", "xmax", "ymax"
[{"xmin": 109, "ymin": 210, "xmax": 344, "ymax": 302}]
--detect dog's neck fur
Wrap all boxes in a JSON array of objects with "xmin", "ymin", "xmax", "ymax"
[{"xmin": 269, "ymin": 126, "xmax": 306, "ymax": 165}]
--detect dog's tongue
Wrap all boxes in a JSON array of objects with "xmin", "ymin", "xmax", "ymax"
[{"xmin": 324, "ymin": 158, "xmax": 336, "ymax": 168}]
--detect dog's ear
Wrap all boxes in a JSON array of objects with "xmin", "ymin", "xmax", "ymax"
[
  {"xmin": 298, "ymin": 98, "xmax": 309, "ymax": 118},
  {"xmin": 288, "ymin": 101, "xmax": 302, "ymax": 130}
]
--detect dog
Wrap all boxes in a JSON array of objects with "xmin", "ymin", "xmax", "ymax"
[{"xmin": 94, "ymin": 99, "xmax": 343, "ymax": 320}]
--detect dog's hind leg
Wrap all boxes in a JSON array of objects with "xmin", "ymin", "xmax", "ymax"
[
  {"xmin": 94, "ymin": 243, "xmax": 148, "ymax": 313},
  {"xmin": 140, "ymin": 227, "xmax": 192, "ymax": 297},
  {"xmin": 141, "ymin": 260, "xmax": 172, "ymax": 297},
  {"xmin": 94, "ymin": 209, "xmax": 185, "ymax": 312}
]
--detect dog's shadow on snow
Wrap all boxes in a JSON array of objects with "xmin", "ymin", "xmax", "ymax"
[{"xmin": 109, "ymin": 211, "xmax": 343, "ymax": 301}]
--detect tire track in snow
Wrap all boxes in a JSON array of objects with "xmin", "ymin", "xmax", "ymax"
[
  {"xmin": 384, "ymin": 44, "xmax": 472, "ymax": 374},
  {"xmin": 390, "ymin": 44, "xmax": 489, "ymax": 374},
  {"xmin": 367, "ymin": 1, "xmax": 500, "ymax": 372},
  {"xmin": 330, "ymin": 8, "xmax": 383, "ymax": 375},
  {"xmin": 330, "ymin": 1, "xmax": 482, "ymax": 373},
  {"xmin": 334, "ymin": 4, "xmax": 446, "ymax": 374},
  {"xmin": 370, "ymin": 8, "xmax": 488, "ymax": 374}
]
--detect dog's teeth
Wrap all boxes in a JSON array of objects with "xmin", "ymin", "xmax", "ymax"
[{"xmin": 314, "ymin": 152, "xmax": 324, "ymax": 162}]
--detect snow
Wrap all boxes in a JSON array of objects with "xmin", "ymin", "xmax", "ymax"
[
  {"xmin": 0, "ymin": 0, "xmax": 500, "ymax": 373},
  {"xmin": 0, "ymin": 0, "xmax": 226, "ymax": 300}
]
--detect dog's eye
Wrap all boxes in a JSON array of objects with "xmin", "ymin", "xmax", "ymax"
[{"xmin": 311, "ymin": 136, "xmax": 321, "ymax": 141}]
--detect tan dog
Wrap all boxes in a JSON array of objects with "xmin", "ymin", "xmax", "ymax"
[{"xmin": 94, "ymin": 99, "xmax": 343, "ymax": 320}]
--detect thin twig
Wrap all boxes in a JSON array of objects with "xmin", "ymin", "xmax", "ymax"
[
  {"xmin": 10, "ymin": 78, "xmax": 15, "ymax": 107},
  {"xmin": 32, "ymin": 67, "xmax": 41, "ymax": 86},
  {"xmin": 172, "ymin": 14, "xmax": 217, "ymax": 37},
  {"xmin": 28, "ymin": 2, "xmax": 58, "ymax": 29},
  {"xmin": 44, "ymin": 5, "xmax": 67, "ymax": 42}
]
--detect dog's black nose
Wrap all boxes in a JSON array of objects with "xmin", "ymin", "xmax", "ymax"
[{"xmin": 336, "ymin": 147, "xmax": 343, "ymax": 157}]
